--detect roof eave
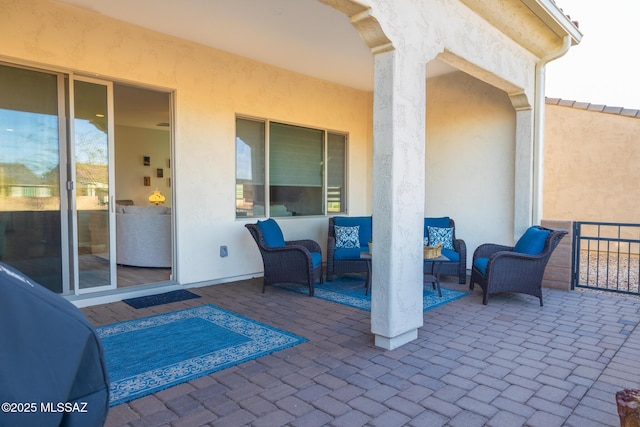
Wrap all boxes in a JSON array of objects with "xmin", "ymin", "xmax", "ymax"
[{"xmin": 522, "ymin": 0, "xmax": 583, "ymax": 45}]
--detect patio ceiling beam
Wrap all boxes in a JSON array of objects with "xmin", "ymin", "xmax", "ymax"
[{"xmin": 319, "ymin": 0, "xmax": 393, "ymax": 54}]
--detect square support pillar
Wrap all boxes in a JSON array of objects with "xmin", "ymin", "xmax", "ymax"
[
  {"xmin": 370, "ymin": 49, "xmax": 426, "ymax": 350},
  {"xmin": 513, "ymin": 107, "xmax": 534, "ymax": 239}
]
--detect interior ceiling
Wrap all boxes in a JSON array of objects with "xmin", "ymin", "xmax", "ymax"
[
  {"xmin": 113, "ymin": 84, "xmax": 170, "ymax": 130},
  {"xmin": 55, "ymin": 0, "xmax": 457, "ymax": 92}
]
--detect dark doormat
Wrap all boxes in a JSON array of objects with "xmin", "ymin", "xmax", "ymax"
[{"xmin": 123, "ymin": 290, "xmax": 201, "ymax": 309}]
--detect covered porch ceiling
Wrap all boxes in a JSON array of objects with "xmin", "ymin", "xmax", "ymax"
[{"xmin": 54, "ymin": 0, "xmax": 458, "ymax": 92}]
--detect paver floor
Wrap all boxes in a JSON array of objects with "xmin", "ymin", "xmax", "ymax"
[{"xmin": 81, "ymin": 277, "xmax": 640, "ymax": 427}]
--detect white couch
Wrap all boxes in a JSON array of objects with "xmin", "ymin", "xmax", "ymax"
[{"xmin": 116, "ymin": 205, "xmax": 172, "ymax": 268}]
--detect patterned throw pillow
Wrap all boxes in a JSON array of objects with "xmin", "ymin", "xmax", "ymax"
[
  {"xmin": 335, "ymin": 225, "xmax": 360, "ymax": 248},
  {"xmin": 427, "ymin": 226, "xmax": 454, "ymax": 250}
]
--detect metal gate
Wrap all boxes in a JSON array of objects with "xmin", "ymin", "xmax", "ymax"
[{"xmin": 572, "ymin": 221, "xmax": 640, "ymax": 294}]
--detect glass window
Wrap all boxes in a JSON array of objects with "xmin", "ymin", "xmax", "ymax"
[
  {"xmin": 327, "ymin": 133, "xmax": 346, "ymax": 213},
  {"xmin": 269, "ymin": 122, "xmax": 323, "ymax": 217},
  {"xmin": 235, "ymin": 118, "xmax": 265, "ymax": 217},
  {"xmin": 235, "ymin": 117, "xmax": 347, "ymax": 218}
]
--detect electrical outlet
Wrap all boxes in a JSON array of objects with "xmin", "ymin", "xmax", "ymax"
[{"xmin": 220, "ymin": 246, "xmax": 228, "ymax": 257}]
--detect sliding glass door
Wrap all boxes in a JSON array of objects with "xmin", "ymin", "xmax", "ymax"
[
  {"xmin": 0, "ymin": 66, "xmax": 117, "ymax": 294},
  {"xmin": 1, "ymin": 62, "xmax": 173, "ymax": 295},
  {"xmin": 73, "ymin": 78, "xmax": 116, "ymax": 293},
  {"xmin": 0, "ymin": 64, "xmax": 67, "ymax": 293}
]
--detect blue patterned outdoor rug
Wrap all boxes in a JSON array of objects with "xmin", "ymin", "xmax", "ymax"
[
  {"xmin": 98, "ymin": 305, "xmax": 307, "ymax": 406},
  {"xmin": 123, "ymin": 289, "xmax": 200, "ymax": 309},
  {"xmin": 276, "ymin": 275, "xmax": 468, "ymax": 311}
]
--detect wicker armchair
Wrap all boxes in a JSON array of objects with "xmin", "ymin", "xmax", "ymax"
[
  {"xmin": 425, "ymin": 218, "xmax": 467, "ymax": 284},
  {"xmin": 326, "ymin": 216, "xmax": 371, "ymax": 281},
  {"xmin": 470, "ymin": 226, "xmax": 567, "ymax": 306},
  {"xmin": 245, "ymin": 220, "xmax": 323, "ymax": 296},
  {"xmin": 327, "ymin": 216, "xmax": 467, "ymax": 284}
]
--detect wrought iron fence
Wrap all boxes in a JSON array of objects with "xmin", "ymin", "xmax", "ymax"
[{"xmin": 572, "ymin": 222, "xmax": 640, "ymax": 294}]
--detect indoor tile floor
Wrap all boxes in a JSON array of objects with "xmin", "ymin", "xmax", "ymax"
[{"xmin": 81, "ymin": 276, "xmax": 640, "ymax": 427}]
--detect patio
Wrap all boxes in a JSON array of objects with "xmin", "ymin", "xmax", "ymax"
[{"xmin": 82, "ymin": 277, "xmax": 640, "ymax": 427}]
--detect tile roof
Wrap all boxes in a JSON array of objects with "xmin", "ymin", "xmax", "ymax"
[
  {"xmin": 546, "ymin": 97, "xmax": 640, "ymax": 118},
  {"xmin": 550, "ymin": 0, "xmax": 580, "ymax": 28}
]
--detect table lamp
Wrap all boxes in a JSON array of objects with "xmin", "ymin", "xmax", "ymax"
[{"xmin": 148, "ymin": 189, "xmax": 166, "ymax": 205}]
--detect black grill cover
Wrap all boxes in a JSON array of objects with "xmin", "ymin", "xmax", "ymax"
[{"xmin": 0, "ymin": 262, "xmax": 109, "ymax": 427}]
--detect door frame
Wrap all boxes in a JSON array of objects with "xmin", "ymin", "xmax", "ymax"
[{"xmin": 70, "ymin": 75, "xmax": 117, "ymax": 295}]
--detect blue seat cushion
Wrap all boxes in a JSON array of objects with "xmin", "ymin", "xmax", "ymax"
[
  {"xmin": 335, "ymin": 246, "xmax": 459, "ymax": 263},
  {"xmin": 513, "ymin": 226, "xmax": 550, "ymax": 255},
  {"xmin": 441, "ymin": 248, "xmax": 459, "ymax": 262},
  {"xmin": 334, "ymin": 246, "xmax": 367, "ymax": 260},
  {"xmin": 333, "ymin": 216, "xmax": 372, "ymax": 247},
  {"xmin": 310, "ymin": 252, "xmax": 322, "ymax": 267},
  {"xmin": 257, "ymin": 218, "xmax": 285, "ymax": 247},
  {"xmin": 473, "ymin": 257, "xmax": 489, "ymax": 276}
]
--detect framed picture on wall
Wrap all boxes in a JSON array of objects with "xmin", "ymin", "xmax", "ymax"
[
  {"xmin": 143, "ymin": 156, "xmax": 150, "ymax": 166},
  {"xmin": 143, "ymin": 176, "xmax": 151, "ymax": 186},
  {"xmin": 157, "ymin": 168, "xmax": 163, "ymax": 178}
]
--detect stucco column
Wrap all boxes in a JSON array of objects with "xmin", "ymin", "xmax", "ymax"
[
  {"xmin": 370, "ymin": 49, "xmax": 426, "ymax": 350},
  {"xmin": 511, "ymin": 96, "xmax": 534, "ymax": 240}
]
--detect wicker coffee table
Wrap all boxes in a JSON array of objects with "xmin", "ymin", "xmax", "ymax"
[{"xmin": 360, "ymin": 252, "xmax": 372, "ymax": 295}]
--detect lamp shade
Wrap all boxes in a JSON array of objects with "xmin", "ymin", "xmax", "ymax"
[{"xmin": 148, "ymin": 189, "xmax": 166, "ymax": 205}]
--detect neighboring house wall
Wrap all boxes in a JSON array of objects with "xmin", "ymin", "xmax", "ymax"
[
  {"xmin": 544, "ymin": 101, "xmax": 640, "ymax": 224},
  {"xmin": 426, "ymin": 71, "xmax": 516, "ymax": 266}
]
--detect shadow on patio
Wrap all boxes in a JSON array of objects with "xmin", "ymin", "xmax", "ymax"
[{"xmin": 82, "ymin": 276, "xmax": 640, "ymax": 427}]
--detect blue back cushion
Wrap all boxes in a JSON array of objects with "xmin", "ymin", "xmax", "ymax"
[
  {"xmin": 257, "ymin": 218, "xmax": 286, "ymax": 247},
  {"xmin": 424, "ymin": 217, "xmax": 450, "ymax": 237},
  {"xmin": 333, "ymin": 216, "xmax": 372, "ymax": 247},
  {"xmin": 513, "ymin": 226, "xmax": 550, "ymax": 255}
]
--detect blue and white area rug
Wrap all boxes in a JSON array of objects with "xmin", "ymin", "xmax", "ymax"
[
  {"xmin": 277, "ymin": 275, "xmax": 468, "ymax": 311},
  {"xmin": 98, "ymin": 305, "xmax": 306, "ymax": 406}
]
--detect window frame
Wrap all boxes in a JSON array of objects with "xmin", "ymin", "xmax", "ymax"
[{"xmin": 235, "ymin": 115, "xmax": 348, "ymax": 219}]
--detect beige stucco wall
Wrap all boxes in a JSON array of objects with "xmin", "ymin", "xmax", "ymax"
[
  {"xmin": 1, "ymin": 0, "xmax": 566, "ymax": 296},
  {"xmin": 544, "ymin": 104, "xmax": 640, "ymax": 223},
  {"xmin": 1, "ymin": 0, "xmax": 372, "ymax": 286},
  {"xmin": 426, "ymin": 71, "xmax": 516, "ymax": 265}
]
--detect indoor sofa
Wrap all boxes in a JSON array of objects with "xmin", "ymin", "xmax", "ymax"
[{"xmin": 116, "ymin": 205, "xmax": 172, "ymax": 268}]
